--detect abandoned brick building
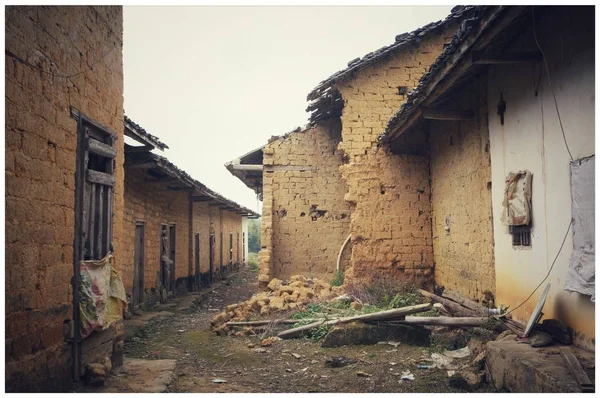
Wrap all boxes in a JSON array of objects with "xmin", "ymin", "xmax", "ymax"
[
  {"xmin": 228, "ymin": 5, "xmax": 595, "ymax": 351},
  {"xmin": 6, "ymin": 6, "xmax": 126, "ymax": 392},
  {"xmin": 228, "ymin": 7, "xmax": 475, "ymax": 287},
  {"xmin": 123, "ymin": 117, "xmax": 258, "ymax": 311},
  {"xmin": 381, "ymin": 5, "xmax": 595, "ymax": 350},
  {"xmin": 5, "ymin": 5, "xmax": 258, "ymax": 392}
]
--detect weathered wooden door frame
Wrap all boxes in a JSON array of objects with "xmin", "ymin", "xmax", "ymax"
[
  {"xmin": 160, "ymin": 223, "xmax": 168, "ymax": 297},
  {"xmin": 194, "ymin": 232, "xmax": 200, "ymax": 288},
  {"xmin": 209, "ymin": 234, "xmax": 215, "ymax": 283},
  {"xmin": 71, "ymin": 107, "xmax": 116, "ymax": 383},
  {"xmin": 133, "ymin": 221, "xmax": 145, "ymax": 308},
  {"xmin": 169, "ymin": 224, "xmax": 176, "ymax": 295}
]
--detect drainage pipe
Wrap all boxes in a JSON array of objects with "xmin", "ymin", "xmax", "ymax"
[{"xmin": 336, "ymin": 234, "xmax": 352, "ymax": 272}]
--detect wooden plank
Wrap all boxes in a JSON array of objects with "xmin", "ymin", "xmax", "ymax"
[
  {"xmin": 472, "ymin": 51, "xmax": 542, "ymax": 64},
  {"xmin": 278, "ymin": 303, "xmax": 432, "ymax": 339},
  {"xmin": 418, "ymin": 289, "xmax": 479, "ymax": 317},
  {"xmin": 227, "ymin": 319, "xmax": 317, "ymax": 327},
  {"xmin": 422, "ymin": 107, "xmax": 474, "ymax": 121},
  {"xmin": 229, "ymin": 164, "xmax": 263, "ymax": 171},
  {"xmin": 97, "ymin": 185, "xmax": 104, "ymax": 258},
  {"xmin": 89, "ymin": 184, "xmax": 96, "ymax": 259},
  {"xmin": 559, "ymin": 347, "xmax": 594, "ymax": 392},
  {"xmin": 385, "ymin": 316, "xmax": 491, "ymax": 327},
  {"xmin": 441, "ymin": 289, "xmax": 489, "ymax": 315},
  {"xmin": 87, "ymin": 138, "xmax": 116, "ymax": 158},
  {"xmin": 87, "ymin": 169, "xmax": 115, "ymax": 187},
  {"xmin": 124, "ymin": 144, "xmax": 153, "ymax": 153},
  {"xmin": 125, "ymin": 162, "xmax": 155, "ymax": 170}
]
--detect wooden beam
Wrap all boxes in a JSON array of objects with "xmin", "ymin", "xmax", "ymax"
[
  {"xmin": 559, "ymin": 347, "xmax": 594, "ymax": 393},
  {"xmin": 145, "ymin": 177, "xmax": 179, "ymax": 184},
  {"xmin": 191, "ymin": 196, "xmax": 213, "ymax": 202},
  {"xmin": 87, "ymin": 169, "xmax": 115, "ymax": 186},
  {"xmin": 125, "ymin": 162, "xmax": 155, "ymax": 170},
  {"xmin": 229, "ymin": 164, "xmax": 263, "ymax": 171},
  {"xmin": 167, "ymin": 186, "xmax": 194, "ymax": 192},
  {"xmin": 422, "ymin": 107, "xmax": 474, "ymax": 121},
  {"xmin": 87, "ymin": 138, "xmax": 116, "ymax": 158},
  {"xmin": 418, "ymin": 289, "xmax": 478, "ymax": 317},
  {"xmin": 386, "ymin": 7, "xmax": 527, "ymax": 142},
  {"xmin": 386, "ymin": 316, "xmax": 491, "ymax": 327},
  {"xmin": 472, "ymin": 51, "xmax": 542, "ymax": 64},
  {"xmin": 124, "ymin": 145, "xmax": 154, "ymax": 153}
]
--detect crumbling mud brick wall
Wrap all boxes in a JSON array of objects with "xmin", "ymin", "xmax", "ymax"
[
  {"xmin": 123, "ymin": 167, "xmax": 191, "ymax": 303},
  {"xmin": 192, "ymin": 201, "xmax": 212, "ymax": 282},
  {"xmin": 219, "ymin": 209, "xmax": 243, "ymax": 268},
  {"xmin": 333, "ymin": 25, "xmax": 458, "ymax": 285},
  {"xmin": 258, "ymin": 120, "xmax": 352, "ymax": 284},
  {"xmin": 428, "ymin": 73, "xmax": 495, "ymax": 302},
  {"xmin": 5, "ymin": 6, "xmax": 124, "ymax": 392}
]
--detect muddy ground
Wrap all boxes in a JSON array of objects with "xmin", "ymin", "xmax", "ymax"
[{"xmin": 122, "ymin": 266, "xmax": 495, "ymax": 393}]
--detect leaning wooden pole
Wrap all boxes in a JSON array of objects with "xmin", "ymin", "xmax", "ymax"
[
  {"xmin": 417, "ymin": 289, "xmax": 478, "ymax": 317},
  {"xmin": 277, "ymin": 303, "xmax": 432, "ymax": 339}
]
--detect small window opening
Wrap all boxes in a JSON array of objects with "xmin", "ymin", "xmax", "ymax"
[{"xmin": 510, "ymin": 225, "xmax": 531, "ymax": 247}]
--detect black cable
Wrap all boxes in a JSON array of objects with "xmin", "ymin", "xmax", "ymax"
[
  {"xmin": 502, "ymin": 219, "xmax": 572, "ymax": 317},
  {"xmin": 532, "ymin": 6, "xmax": 574, "ymax": 161}
]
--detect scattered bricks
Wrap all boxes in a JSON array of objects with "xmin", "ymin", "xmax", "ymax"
[{"xmin": 267, "ymin": 278, "xmax": 283, "ymax": 291}]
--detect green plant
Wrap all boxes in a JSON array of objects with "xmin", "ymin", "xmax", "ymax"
[
  {"xmin": 290, "ymin": 303, "xmax": 324, "ymax": 320},
  {"xmin": 386, "ymin": 292, "xmax": 422, "ymax": 308},
  {"xmin": 308, "ymin": 324, "xmax": 331, "ymax": 341},
  {"xmin": 331, "ymin": 269, "xmax": 344, "ymax": 287},
  {"xmin": 247, "ymin": 252, "xmax": 259, "ymax": 272}
]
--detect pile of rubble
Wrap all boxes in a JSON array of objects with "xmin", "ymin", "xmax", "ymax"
[{"xmin": 210, "ymin": 275, "xmax": 342, "ymax": 335}]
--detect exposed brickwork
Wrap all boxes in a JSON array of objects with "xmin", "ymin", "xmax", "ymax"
[
  {"xmin": 258, "ymin": 120, "xmax": 352, "ymax": 283},
  {"xmin": 5, "ymin": 6, "xmax": 124, "ymax": 391},
  {"xmin": 123, "ymin": 167, "xmax": 190, "ymax": 300},
  {"xmin": 192, "ymin": 201, "xmax": 212, "ymax": 275},
  {"xmin": 333, "ymin": 27, "xmax": 457, "ymax": 284},
  {"xmin": 123, "ymin": 168, "xmax": 246, "ymax": 305},
  {"xmin": 428, "ymin": 73, "xmax": 495, "ymax": 301}
]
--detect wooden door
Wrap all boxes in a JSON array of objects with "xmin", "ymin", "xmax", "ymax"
[
  {"xmin": 133, "ymin": 223, "xmax": 145, "ymax": 307},
  {"xmin": 229, "ymin": 233, "xmax": 233, "ymax": 265},
  {"xmin": 209, "ymin": 234, "xmax": 215, "ymax": 283},
  {"xmin": 160, "ymin": 224, "xmax": 168, "ymax": 295},
  {"xmin": 194, "ymin": 233, "xmax": 200, "ymax": 288},
  {"xmin": 169, "ymin": 224, "xmax": 176, "ymax": 294},
  {"xmin": 72, "ymin": 109, "xmax": 116, "ymax": 381},
  {"xmin": 242, "ymin": 232, "xmax": 246, "ymax": 263}
]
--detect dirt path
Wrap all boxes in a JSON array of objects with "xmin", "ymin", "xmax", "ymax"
[{"xmin": 119, "ymin": 266, "xmax": 480, "ymax": 393}]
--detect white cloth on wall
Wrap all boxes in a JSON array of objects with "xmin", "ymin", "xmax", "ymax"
[
  {"xmin": 565, "ymin": 155, "xmax": 595, "ymax": 301},
  {"xmin": 501, "ymin": 170, "xmax": 533, "ymax": 226}
]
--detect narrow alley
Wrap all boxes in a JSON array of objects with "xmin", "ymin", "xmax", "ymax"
[
  {"xmin": 5, "ymin": 4, "xmax": 595, "ymax": 394},
  {"xmin": 96, "ymin": 266, "xmax": 490, "ymax": 393}
]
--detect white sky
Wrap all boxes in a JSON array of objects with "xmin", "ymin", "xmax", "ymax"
[{"xmin": 123, "ymin": 6, "xmax": 453, "ymax": 212}]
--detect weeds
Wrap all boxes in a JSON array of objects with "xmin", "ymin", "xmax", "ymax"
[
  {"xmin": 248, "ymin": 252, "xmax": 259, "ymax": 272},
  {"xmin": 331, "ymin": 269, "xmax": 344, "ymax": 287}
]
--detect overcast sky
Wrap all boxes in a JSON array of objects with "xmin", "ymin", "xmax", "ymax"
[{"xmin": 123, "ymin": 6, "xmax": 453, "ymax": 212}]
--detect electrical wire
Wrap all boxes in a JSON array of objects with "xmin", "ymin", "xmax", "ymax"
[
  {"xmin": 503, "ymin": 219, "xmax": 573, "ymax": 317},
  {"xmin": 499, "ymin": 7, "xmax": 577, "ymax": 319},
  {"xmin": 532, "ymin": 6, "xmax": 574, "ymax": 161}
]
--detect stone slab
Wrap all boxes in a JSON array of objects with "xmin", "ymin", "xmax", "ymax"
[{"xmin": 486, "ymin": 340, "xmax": 592, "ymax": 392}]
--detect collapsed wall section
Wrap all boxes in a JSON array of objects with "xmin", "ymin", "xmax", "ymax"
[
  {"xmin": 334, "ymin": 27, "xmax": 456, "ymax": 285},
  {"xmin": 258, "ymin": 120, "xmax": 352, "ymax": 283}
]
